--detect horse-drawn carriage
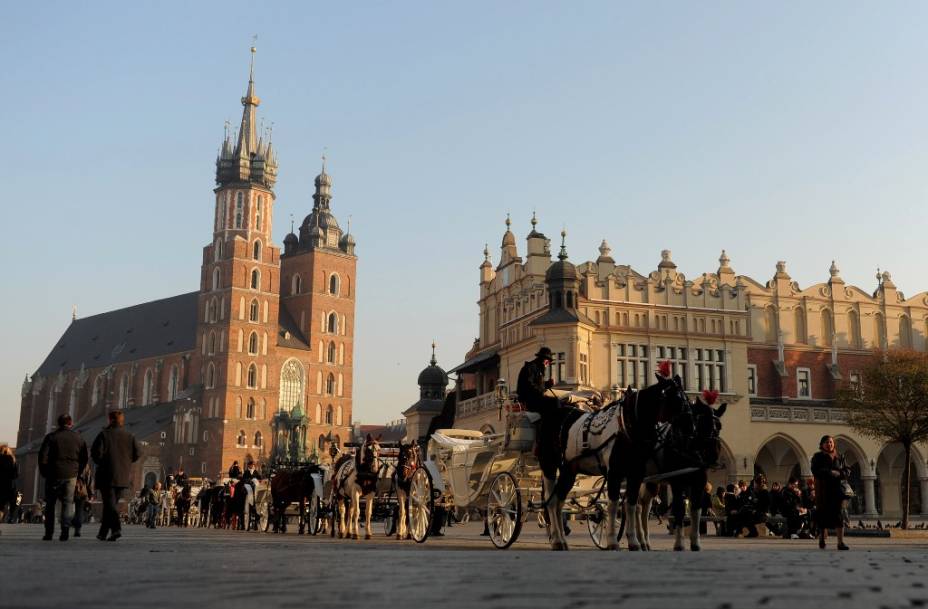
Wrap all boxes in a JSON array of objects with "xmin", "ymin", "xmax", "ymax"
[{"xmin": 414, "ymin": 391, "xmax": 625, "ymax": 549}]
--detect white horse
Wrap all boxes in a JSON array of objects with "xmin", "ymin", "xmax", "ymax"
[
  {"xmin": 158, "ymin": 487, "xmax": 175, "ymax": 527},
  {"xmin": 331, "ymin": 435, "xmax": 382, "ymax": 540}
]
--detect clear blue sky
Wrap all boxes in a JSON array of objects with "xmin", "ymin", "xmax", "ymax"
[{"xmin": 3, "ymin": 2, "xmax": 928, "ymax": 444}]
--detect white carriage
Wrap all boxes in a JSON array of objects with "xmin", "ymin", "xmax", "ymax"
[{"xmin": 414, "ymin": 392, "xmax": 625, "ymax": 549}]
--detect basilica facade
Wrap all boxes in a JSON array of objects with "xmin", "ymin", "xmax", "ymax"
[
  {"xmin": 15, "ymin": 51, "xmax": 357, "ymax": 504},
  {"xmin": 446, "ymin": 215, "xmax": 928, "ymax": 519}
]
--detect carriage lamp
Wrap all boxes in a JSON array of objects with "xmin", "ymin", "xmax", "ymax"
[{"xmin": 496, "ymin": 379, "xmax": 508, "ymax": 420}]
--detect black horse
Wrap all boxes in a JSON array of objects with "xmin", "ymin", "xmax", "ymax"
[
  {"xmin": 633, "ymin": 391, "xmax": 727, "ymax": 550},
  {"xmin": 538, "ymin": 367, "xmax": 694, "ymax": 550}
]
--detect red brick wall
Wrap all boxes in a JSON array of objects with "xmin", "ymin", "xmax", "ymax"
[{"xmin": 748, "ymin": 346, "xmax": 878, "ymax": 400}]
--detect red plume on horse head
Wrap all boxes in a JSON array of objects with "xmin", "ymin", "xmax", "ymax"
[
  {"xmin": 657, "ymin": 360, "xmax": 672, "ymax": 379},
  {"xmin": 701, "ymin": 389, "xmax": 720, "ymax": 405}
]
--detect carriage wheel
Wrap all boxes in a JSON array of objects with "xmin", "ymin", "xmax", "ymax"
[
  {"xmin": 487, "ymin": 472, "xmax": 522, "ymax": 549},
  {"xmin": 307, "ymin": 494, "xmax": 322, "ymax": 536},
  {"xmin": 586, "ymin": 502, "xmax": 624, "ymax": 549},
  {"xmin": 408, "ymin": 467, "xmax": 433, "ymax": 543},
  {"xmin": 383, "ymin": 504, "xmax": 396, "ymax": 537}
]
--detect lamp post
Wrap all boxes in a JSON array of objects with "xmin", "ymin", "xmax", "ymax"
[{"xmin": 496, "ymin": 378, "xmax": 508, "ymax": 421}]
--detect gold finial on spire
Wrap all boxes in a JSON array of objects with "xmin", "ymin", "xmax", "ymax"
[
  {"xmin": 505, "ymin": 213, "xmax": 511, "ymax": 229},
  {"xmin": 321, "ymin": 147, "xmax": 328, "ymax": 173},
  {"xmin": 290, "ymin": 213, "xmax": 294, "ymax": 233},
  {"xmin": 249, "ymin": 35, "xmax": 257, "ymax": 81},
  {"xmin": 430, "ymin": 340, "xmax": 437, "ymax": 366}
]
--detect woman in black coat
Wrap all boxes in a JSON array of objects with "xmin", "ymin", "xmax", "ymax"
[
  {"xmin": 0, "ymin": 445, "xmax": 18, "ymax": 524},
  {"xmin": 811, "ymin": 435, "xmax": 850, "ymax": 550}
]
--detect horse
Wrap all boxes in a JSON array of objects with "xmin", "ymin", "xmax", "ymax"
[
  {"xmin": 391, "ymin": 440, "xmax": 421, "ymax": 540},
  {"xmin": 158, "ymin": 486, "xmax": 175, "ymax": 527},
  {"xmin": 630, "ymin": 392, "xmax": 727, "ymax": 551},
  {"xmin": 330, "ymin": 434, "xmax": 383, "ymax": 539},
  {"xmin": 174, "ymin": 484, "xmax": 192, "ymax": 527},
  {"xmin": 538, "ymin": 365, "xmax": 691, "ymax": 551},
  {"xmin": 269, "ymin": 467, "xmax": 323, "ymax": 534}
]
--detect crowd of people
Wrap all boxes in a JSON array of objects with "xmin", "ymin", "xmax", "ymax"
[{"xmin": 706, "ymin": 435, "xmax": 852, "ymax": 550}]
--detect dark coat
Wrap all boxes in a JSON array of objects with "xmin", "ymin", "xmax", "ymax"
[
  {"xmin": 39, "ymin": 428, "xmax": 88, "ymax": 480},
  {"xmin": 91, "ymin": 426, "xmax": 141, "ymax": 488},
  {"xmin": 811, "ymin": 450, "xmax": 848, "ymax": 529},
  {"xmin": 516, "ymin": 359, "xmax": 557, "ymax": 414},
  {"xmin": 0, "ymin": 454, "xmax": 18, "ymax": 502}
]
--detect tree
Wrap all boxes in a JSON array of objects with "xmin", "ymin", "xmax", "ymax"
[{"xmin": 836, "ymin": 350, "xmax": 928, "ymax": 528}]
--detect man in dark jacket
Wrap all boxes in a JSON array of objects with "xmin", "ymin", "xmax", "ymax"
[
  {"xmin": 516, "ymin": 347, "xmax": 558, "ymax": 415},
  {"xmin": 228, "ymin": 460, "xmax": 242, "ymax": 480},
  {"xmin": 38, "ymin": 414, "xmax": 88, "ymax": 541},
  {"xmin": 91, "ymin": 410, "xmax": 140, "ymax": 541}
]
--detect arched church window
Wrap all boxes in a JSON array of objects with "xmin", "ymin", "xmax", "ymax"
[
  {"xmin": 246, "ymin": 398, "xmax": 255, "ymax": 419},
  {"xmin": 325, "ymin": 405, "xmax": 333, "ymax": 425},
  {"xmin": 794, "ymin": 307, "xmax": 807, "ymax": 344},
  {"xmin": 292, "ymin": 274, "xmax": 302, "ymax": 295},
  {"xmin": 326, "ymin": 374, "xmax": 335, "ymax": 395},
  {"xmin": 821, "ymin": 309, "xmax": 833, "ymax": 347},
  {"xmin": 329, "ymin": 274, "xmax": 339, "ymax": 296},
  {"xmin": 247, "ymin": 364, "xmax": 258, "ymax": 389},
  {"xmin": 327, "ymin": 312, "xmax": 338, "ymax": 334},
  {"xmin": 848, "ymin": 309, "xmax": 861, "ymax": 348},
  {"xmin": 168, "ymin": 365, "xmax": 179, "ymax": 401},
  {"xmin": 142, "ymin": 369, "xmax": 154, "ymax": 406},
  {"xmin": 254, "ymin": 431, "xmax": 263, "ymax": 448},
  {"xmin": 253, "ymin": 240, "xmax": 261, "ymax": 261},
  {"xmin": 248, "ymin": 332, "xmax": 258, "ymax": 355},
  {"xmin": 206, "ymin": 363, "xmax": 215, "ymax": 389},
  {"xmin": 256, "ymin": 196, "xmax": 263, "ymax": 232},
  {"xmin": 235, "ymin": 192, "xmax": 243, "ymax": 229},
  {"xmin": 249, "ymin": 299, "xmax": 259, "ymax": 322},
  {"xmin": 251, "ymin": 269, "xmax": 260, "ymax": 290},
  {"xmin": 212, "ymin": 267, "xmax": 221, "ymax": 291},
  {"xmin": 237, "ymin": 430, "xmax": 246, "ymax": 447},
  {"xmin": 278, "ymin": 359, "xmax": 304, "ymax": 412},
  {"xmin": 327, "ymin": 342, "xmax": 336, "ymax": 364}
]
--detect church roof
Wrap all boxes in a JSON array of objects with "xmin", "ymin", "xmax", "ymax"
[
  {"xmin": 277, "ymin": 307, "xmax": 311, "ymax": 351},
  {"xmin": 35, "ymin": 292, "xmax": 199, "ymax": 378}
]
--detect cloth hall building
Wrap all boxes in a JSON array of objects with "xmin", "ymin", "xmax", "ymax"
[
  {"xmin": 15, "ymin": 53, "xmax": 357, "ymax": 505},
  {"xmin": 429, "ymin": 216, "xmax": 928, "ymax": 520}
]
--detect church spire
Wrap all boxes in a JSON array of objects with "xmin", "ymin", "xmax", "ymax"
[{"xmin": 236, "ymin": 44, "xmax": 261, "ymax": 158}]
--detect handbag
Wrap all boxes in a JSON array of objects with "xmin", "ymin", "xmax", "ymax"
[
  {"xmin": 839, "ymin": 480, "xmax": 855, "ymax": 499},
  {"xmin": 74, "ymin": 478, "xmax": 89, "ymax": 502}
]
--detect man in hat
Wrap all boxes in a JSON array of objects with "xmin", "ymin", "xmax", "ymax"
[{"xmin": 516, "ymin": 346, "xmax": 559, "ymax": 416}]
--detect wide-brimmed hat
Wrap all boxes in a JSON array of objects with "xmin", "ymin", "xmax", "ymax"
[{"xmin": 535, "ymin": 346, "xmax": 555, "ymax": 361}]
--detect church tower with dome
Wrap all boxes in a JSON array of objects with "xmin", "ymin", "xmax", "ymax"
[{"xmin": 279, "ymin": 156, "xmax": 358, "ymax": 454}]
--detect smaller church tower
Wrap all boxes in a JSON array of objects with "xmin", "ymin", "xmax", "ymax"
[{"xmin": 403, "ymin": 343, "xmax": 449, "ymax": 443}]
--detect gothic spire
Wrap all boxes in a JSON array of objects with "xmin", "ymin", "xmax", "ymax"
[{"xmin": 236, "ymin": 45, "xmax": 261, "ymax": 158}]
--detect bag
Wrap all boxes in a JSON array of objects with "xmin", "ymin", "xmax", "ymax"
[
  {"xmin": 839, "ymin": 480, "xmax": 855, "ymax": 499},
  {"xmin": 74, "ymin": 478, "xmax": 89, "ymax": 502}
]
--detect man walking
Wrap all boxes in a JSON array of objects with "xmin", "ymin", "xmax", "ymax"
[
  {"xmin": 91, "ymin": 410, "xmax": 140, "ymax": 542},
  {"xmin": 38, "ymin": 414, "xmax": 88, "ymax": 541}
]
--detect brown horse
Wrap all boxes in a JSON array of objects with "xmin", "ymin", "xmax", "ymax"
[{"xmin": 269, "ymin": 466, "xmax": 323, "ymax": 534}]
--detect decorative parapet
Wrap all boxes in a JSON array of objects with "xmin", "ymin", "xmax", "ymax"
[
  {"xmin": 456, "ymin": 391, "xmax": 499, "ymax": 419},
  {"xmin": 750, "ymin": 404, "xmax": 848, "ymax": 425}
]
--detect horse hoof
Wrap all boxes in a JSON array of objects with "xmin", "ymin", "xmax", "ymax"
[
  {"xmin": 691, "ymin": 544, "xmax": 701, "ymax": 552},
  {"xmin": 628, "ymin": 544, "xmax": 641, "ymax": 551},
  {"xmin": 673, "ymin": 545, "xmax": 685, "ymax": 552},
  {"xmin": 605, "ymin": 543, "xmax": 620, "ymax": 551},
  {"xmin": 351, "ymin": 533, "xmax": 359, "ymax": 540},
  {"xmin": 365, "ymin": 533, "xmax": 372, "ymax": 540},
  {"xmin": 551, "ymin": 542, "xmax": 568, "ymax": 551},
  {"xmin": 396, "ymin": 535, "xmax": 402, "ymax": 541}
]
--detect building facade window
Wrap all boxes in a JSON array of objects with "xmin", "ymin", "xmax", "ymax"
[
  {"xmin": 327, "ymin": 341, "xmax": 336, "ymax": 364},
  {"xmin": 168, "ymin": 365, "xmax": 179, "ymax": 401},
  {"xmin": 249, "ymin": 299, "xmax": 259, "ymax": 322},
  {"xmin": 849, "ymin": 371, "xmax": 861, "ymax": 392},
  {"xmin": 326, "ymin": 373, "xmax": 335, "ymax": 395},
  {"xmin": 292, "ymin": 274, "xmax": 302, "ymax": 295},
  {"xmin": 821, "ymin": 309, "xmax": 833, "ymax": 346},
  {"xmin": 246, "ymin": 398, "xmax": 255, "ymax": 419},
  {"xmin": 212, "ymin": 267, "xmax": 221, "ymax": 290},
  {"xmin": 655, "ymin": 345, "xmax": 687, "ymax": 387},
  {"xmin": 256, "ymin": 196, "xmax": 263, "ymax": 232},
  {"xmin": 794, "ymin": 307, "xmax": 807, "ymax": 344},
  {"xmin": 142, "ymin": 369, "xmax": 154, "ymax": 405},
  {"xmin": 235, "ymin": 192, "xmax": 243, "ymax": 228},
  {"xmin": 797, "ymin": 367, "xmax": 811, "ymax": 398},
  {"xmin": 237, "ymin": 430, "xmax": 246, "ymax": 447},
  {"xmin": 579, "ymin": 353, "xmax": 588, "ymax": 385},
  {"xmin": 329, "ymin": 274, "xmax": 339, "ymax": 296},
  {"xmin": 118, "ymin": 375, "xmax": 129, "ymax": 408},
  {"xmin": 253, "ymin": 240, "xmax": 261, "ymax": 261},
  {"xmin": 251, "ymin": 269, "xmax": 260, "ymax": 290},
  {"xmin": 694, "ymin": 348, "xmax": 725, "ymax": 392},
  {"xmin": 325, "ymin": 405, "xmax": 333, "ymax": 425},
  {"xmin": 616, "ymin": 344, "xmax": 648, "ymax": 388},
  {"xmin": 254, "ymin": 431, "xmax": 263, "ymax": 448},
  {"xmin": 544, "ymin": 351, "xmax": 566, "ymax": 385},
  {"xmin": 848, "ymin": 309, "xmax": 861, "ymax": 348},
  {"xmin": 327, "ymin": 312, "xmax": 338, "ymax": 334},
  {"xmin": 206, "ymin": 363, "xmax": 215, "ymax": 389},
  {"xmin": 747, "ymin": 365, "xmax": 757, "ymax": 397}
]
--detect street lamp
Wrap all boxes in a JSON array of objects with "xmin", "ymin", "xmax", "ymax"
[{"xmin": 496, "ymin": 378, "xmax": 508, "ymax": 420}]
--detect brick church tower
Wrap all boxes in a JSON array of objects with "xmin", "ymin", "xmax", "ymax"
[
  {"xmin": 280, "ymin": 156, "xmax": 358, "ymax": 455},
  {"xmin": 188, "ymin": 46, "xmax": 283, "ymax": 475}
]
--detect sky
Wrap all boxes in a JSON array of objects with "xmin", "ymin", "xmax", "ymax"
[{"xmin": 2, "ymin": 2, "xmax": 928, "ymax": 445}]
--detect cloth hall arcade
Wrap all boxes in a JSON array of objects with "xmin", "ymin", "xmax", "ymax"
[{"xmin": 444, "ymin": 216, "xmax": 928, "ymax": 520}]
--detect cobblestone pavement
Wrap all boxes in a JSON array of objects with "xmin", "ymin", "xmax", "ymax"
[{"xmin": 2, "ymin": 521, "xmax": 927, "ymax": 609}]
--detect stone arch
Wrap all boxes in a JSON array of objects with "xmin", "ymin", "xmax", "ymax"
[
  {"xmin": 754, "ymin": 433, "xmax": 810, "ymax": 483},
  {"xmin": 709, "ymin": 438, "xmax": 737, "ymax": 487},
  {"xmin": 875, "ymin": 442, "xmax": 926, "ymax": 517}
]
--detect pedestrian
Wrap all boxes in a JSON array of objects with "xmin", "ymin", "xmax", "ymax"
[
  {"xmin": 71, "ymin": 461, "xmax": 93, "ymax": 537},
  {"xmin": 91, "ymin": 410, "xmax": 140, "ymax": 542},
  {"xmin": 811, "ymin": 435, "xmax": 850, "ymax": 550},
  {"xmin": 0, "ymin": 444, "xmax": 19, "ymax": 531},
  {"xmin": 142, "ymin": 482, "xmax": 163, "ymax": 528},
  {"xmin": 228, "ymin": 460, "xmax": 242, "ymax": 480},
  {"xmin": 38, "ymin": 414, "xmax": 89, "ymax": 541},
  {"xmin": 175, "ymin": 466, "xmax": 188, "ymax": 488}
]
